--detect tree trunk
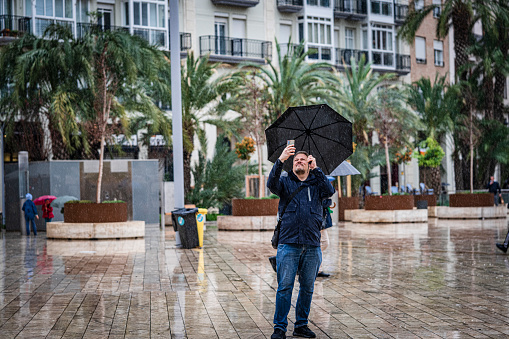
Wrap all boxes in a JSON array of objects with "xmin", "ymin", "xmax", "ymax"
[
  {"xmin": 494, "ymin": 71, "xmax": 506, "ymax": 123},
  {"xmin": 483, "ymin": 76, "xmax": 494, "ymax": 120},
  {"xmin": 96, "ymin": 133, "xmax": 105, "ymax": 203},
  {"xmin": 257, "ymin": 141, "xmax": 264, "ymax": 198},
  {"xmin": 183, "ymin": 151, "xmax": 192, "ymax": 199},
  {"xmin": 384, "ymin": 137, "xmax": 391, "ymax": 196},
  {"xmin": 452, "ymin": 6, "xmax": 471, "ymax": 82},
  {"xmin": 469, "ymin": 110, "xmax": 474, "ymax": 193}
]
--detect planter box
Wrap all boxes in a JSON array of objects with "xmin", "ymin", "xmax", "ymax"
[
  {"xmin": 338, "ymin": 197, "xmax": 359, "ymax": 221},
  {"xmin": 232, "ymin": 198, "xmax": 279, "ymax": 216},
  {"xmin": 449, "ymin": 193, "xmax": 493, "ymax": 207},
  {"xmin": 365, "ymin": 195, "xmax": 414, "ymax": 210},
  {"xmin": 414, "ymin": 195, "xmax": 437, "ymax": 207},
  {"xmin": 64, "ymin": 202, "xmax": 128, "ymax": 223}
]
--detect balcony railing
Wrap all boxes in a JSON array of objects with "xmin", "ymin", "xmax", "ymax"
[
  {"xmin": 132, "ymin": 27, "xmax": 167, "ymax": 48},
  {"xmin": 336, "ymin": 48, "xmax": 369, "ymax": 65},
  {"xmin": 210, "ymin": 0, "xmax": 259, "ymax": 7},
  {"xmin": 396, "ymin": 54, "xmax": 411, "ymax": 73},
  {"xmin": 34, "ymin": 18, "xmax": 74, "ymax": 37},
  {"xmin": 308, "ymin": 45, "xmax": 332, "ymax": 61},
  {"xmin": 394, "ymin": 4, "xmax": 409, "ymax": 24},
  {"xmin": 334, "ymin": 0, "xmax": 367, "ymax": 19},
  {"xmin": 200, "ymin": 35, "xmax": 272, "ymax": 63},
  {"xmin": 76, "ymin": 23, "xmax": 128, "ymax": 39},
  {"xmin": 279, "ymin": 43, "xmax": 304, "ymax": 56},
  {"xmin": 372, "ymin": 51, "xmax": 394, "ymax": 67},
  {"xmin": 277, "ymin": 0, "xmax": 304, "ymax": 13},
  {"xmin": 0, "ymin": 15, "xmax": 31, "ymax": 38}
]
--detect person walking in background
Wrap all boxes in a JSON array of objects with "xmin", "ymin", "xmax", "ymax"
[
  {"xmin": 267, "ymin": 145, "xmax": 335, "ymax": 339},
  {"xmin": 487, "ymin": 176, "xmax": 502, "ymax": 206},
  {"xmin": 42, "ymin": 199, "xmax": 54, "ymax": 225},
  {"xmin": 22, "ymin": 193, "xmax": 39, "ymax": 236}
]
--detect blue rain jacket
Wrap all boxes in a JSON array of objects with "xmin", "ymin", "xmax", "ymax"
[
  {"xmin": 22, "ymin": 199, "xmax": 38, "ymax": 219},
  {"xmin": 267, "ymin": 159, "xmax": 335, "ymax": 247}
]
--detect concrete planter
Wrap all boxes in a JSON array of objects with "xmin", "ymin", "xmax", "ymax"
[
  {"xmin": 338, "ymin": 197, "xmax": 359, "ymax": 221},
  {"xmin": 232, "ymin": 198, "xmax": 279, "ymax": 216},
  {"xmin": 365, "ymin": 195, "xmax": 414, "ymax": 210},
  {"xmin": 449, "ymin": 193, "xmax": 493, "ymax": 207},
  {"xmin": 64, "ymin": 202, "xmax": 128, "ymax": 223},
  {"xmin": 414, "ymin": 195, "xmax": 437, "ymax": 207}
]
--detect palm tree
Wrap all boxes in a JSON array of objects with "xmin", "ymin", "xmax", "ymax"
[
  {"xmin": 180, "ymin": 52, "xmax": 239, "ymax": 195},
  {"xmin": 406, "ymin": 74, "xmax": 459, "ymax": 142},
  {"xmin": 372, "ymin": 87, "xmax": 421, "ymax": 195},
  {"xmin": 242, "ymin": 39, "xmax": 336, "ymax": 121},
  {"xmin": 331, "ymin": 56, "xmax": 396, "ymax": 146},
  {"xmin": 0, "ymin": 24, "xmax": 170, "ymax": 203}
]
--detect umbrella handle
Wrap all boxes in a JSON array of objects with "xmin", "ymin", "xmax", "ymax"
[{"xmin": 330, "ymin": 202, "xmax": 336, "ymax": 208}]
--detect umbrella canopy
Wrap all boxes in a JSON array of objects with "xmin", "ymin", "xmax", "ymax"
[
  {"xmin": 51, "ymin": 195, "xmax": 79, "ymax": 209},
  {"xmin": 33, "ymin": 195, "xmax": 57, "ymax": 206},
  {"xmin": 265, "ymin": 104, "xmax": 353, "ymax": 174},
  {"xmin": 330, "ymin": 161, "xmax": 361, "ymax": 176}
]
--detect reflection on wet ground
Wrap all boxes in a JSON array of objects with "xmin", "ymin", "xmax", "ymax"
[{"xmin": 0, "ymin": 219, "xmax": 509, "ymax": 338}]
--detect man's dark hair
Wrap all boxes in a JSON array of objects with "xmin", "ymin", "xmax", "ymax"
[{"xmin": 294, "ymin": 151, "xmax": 309, "ymax": 158}]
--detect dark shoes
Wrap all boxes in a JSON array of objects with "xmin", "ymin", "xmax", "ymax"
[
  {"xmin": 317, "ymin": 271, "xmax": 330, "ymax": 278},
  {"xmin": 269, "ymin": 256, "xmax": 277, "ymax": 272},
  {"xmin": 271, "ymin": 328, "xmax": 286, "ymax": 339},
  {"xmin": 293, "ymin": 325, "xmax": 316, "ymax": 338},
  {"xmin": 496, "ymin": 243, "xmax": 508, "ymax": 253}
]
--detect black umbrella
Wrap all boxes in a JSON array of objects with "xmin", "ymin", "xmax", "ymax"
[{"xmin": 265, "ymin": 104, "xmax": 353, "ymax": 174}]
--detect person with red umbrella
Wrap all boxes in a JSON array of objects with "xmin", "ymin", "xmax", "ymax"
[
  {"xmin": 22, "ymin": 193, "xmax": 39, "ymax": 236},
  {"xmin": 42, "ymin": 199, "xmax": 54, "ymax": 224}
]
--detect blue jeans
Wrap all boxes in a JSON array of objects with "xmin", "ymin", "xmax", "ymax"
[
  {"xmin": 273, "ymin": 244, "xmax": 322, "ymax": 332},
  {"xmin": 25, "ymin": 216, "xmax": 37, "ymax": 235}
]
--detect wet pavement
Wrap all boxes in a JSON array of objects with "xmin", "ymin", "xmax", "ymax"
[{"xmin": 1, "ymin": 219, "xmax": 509, "ymax": 338}]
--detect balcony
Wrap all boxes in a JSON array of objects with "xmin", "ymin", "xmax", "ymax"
[
  {"xmin": 396, "ymin": 54, "xmax": 411, "ymax": 74},
  {"xmin": 335, "ymin": 48, "xmax": 369, "ymax": 66},
  {"xmin": 394, "ymin": 3, "xmax": 409, "ymax": 25},
  {"xmin": 279, "ymin": 43, "xmax": 304, "ymax": 56},
  {"xmin": 277, "ymin": 0, "xmax": 304, "ymax": 13},
  {"xmin": 0, "ymin": 15, "xmax": 31, "ymax": 44},
  {"xmin": 199, "ymin": 35, "xmax": 271, "ymax": 64},
  {"xmin": 334, "ymin": 0, "xmax": 367, "ymax": 20},
  {"xmin": 132, "ymin": 27, "xmax": 167, "ymax": 48},
  {"xmin": 76, "ymin": 23, "xmax": 128, "ymax": 39},
  {"xmin": 34, "ymin": 18, "xmax": 74, "ymax": 37},
  {"xmin": 211, "ymin": 0, "xmax": 259, "ymax": 7}
]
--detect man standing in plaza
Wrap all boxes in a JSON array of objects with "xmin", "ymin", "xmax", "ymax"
[
  {"xmin": 267, "ymin": 144, "xmax": 335, "ymax": 339},
  {"xmin": 487, "ymin": 176, "xmax": 502, "ymax": 206}
]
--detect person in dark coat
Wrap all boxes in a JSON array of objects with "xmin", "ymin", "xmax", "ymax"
[
  {"xmin": 42, "ymin": 199, "xmax": 54, "ymax": 224},
  {"xmin": 267, "ymin": 145, "xmax": 335, "ymax": 339},
  {"xmin": 21, "ymin": 193, "xmax": 39, "ymax": 236},
  {"xmin": 487, "ymin": 176, "xmax": 502, "ymax": 206}
]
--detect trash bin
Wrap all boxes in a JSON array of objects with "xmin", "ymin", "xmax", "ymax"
[
  {"xmin": 196, "ymin": 208, "xmax": 207, "ymax": 247},
  {"xmin": 416, "ymin": 200, "xmax": 428, "ymax": 209},
  {"xmin": 171, "ymin": 208, "xmax": 199, "ymax": 249}
]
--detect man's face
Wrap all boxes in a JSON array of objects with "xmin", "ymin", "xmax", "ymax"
[
  {"xmin": 491, "ymin": 176, "xmax": 494, "ymax": 182},
  {"xmin": 293, "ymin": 154, "xmax": 309, "ymax": 175}
]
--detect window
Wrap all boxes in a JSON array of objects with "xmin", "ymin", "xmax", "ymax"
[
  {"xmin": 415, "ymin": 37, "xmax": 426, "ymax": 63},
  {"xmin": 432, "ymin": 0, "xmax": 441, "ymax": 17},
  {"xmin": 307, "ymin": 0, "xmax": 330, "ymax": 7},
  {"xmin": 362, "ymin": 30, "xmax": 368, "ymax": 50},
  {"xmin": 1, "ymin": 0, "xmax": 12, "ymax": 15},
  {"xmin": 415, "ymin": 0, "xmax": 424, "ymax": 10},
  {"xmin": 97, "ymin": 8, "xmax": 112, "ymax": 28},
  {"xmin": 371, "ymin": 25, "xmax": 393, "ymax": 66},
  {"xmin": 345, "ymin": 28, "xmax": 355, "ymax": 49},
  {"xmin": 434, "ymin": 40, "xmax": 444, "ymax": 66},
  {"xmin": 371, "ymin": 0, "xmax": 392, "ymax": 16},
  {"xmin": 215, "ymin": 18, "xmax": 227, "ymax": 55},
  {"xmin": 131, "ymin": 1, "xmax": 165, "ymax": 28},
  {"xmin": 304, "ymin": 16, "xmax": 332, "ymax": 61}
]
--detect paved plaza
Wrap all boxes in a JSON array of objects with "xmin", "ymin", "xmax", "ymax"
[{"xmin": 1, "ymin": 218, "xmax": 509, "ymax": 338}]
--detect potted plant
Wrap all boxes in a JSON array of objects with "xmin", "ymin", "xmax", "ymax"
[
  {"xmin": 364, "ymin": 193, "xmax": 414, "ymax": 210},
  {"xmin": 64, "ymin": 200, "xmax": 128, "ymax": 223},
  {"xmin": 449, "ymin": 192, "xmax": 493, "ymax": 207}
]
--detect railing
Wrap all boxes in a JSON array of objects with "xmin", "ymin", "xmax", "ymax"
[
  {"xmin": 34, "ymin": 18, "xmax": 74, "ymax": 36},
  {"xmin": 370, "ymin": 0, "xmax": 392, "ymax": 16},
  {"xmin": 200, "ymin": 35, "xmax": 272, "ymax": 60},
  {"xmin": 394, "ymin": 4, "xmax": 409, "ymax": 22},
  {"xmin": 132, "ymin": 27, "xmax": 167, "ymax": 48},
  {"xmin": 277, "ymin": 0, "xmax": 304, "ymax": 7},
  {"xmin": 308, "ymin": 45, "xmax": 332, "ymax": 61},
  {"xmin": 279, "ymin": 43, "xmax": 303, "ymax": 56},
  {"xmin": 0, "ymin": 15, "xmax": 31, "ymax": 37},
  {"xmin": 336, "ymin": 48, "xmax": 369, "ymax": 65},
  {"xmin": 372, "ymin": 51, "xmax": 394, "ymax": 66},
  {"xmin": 210, "ymin": 0, "xmax": 260, "ymax": 7},
  {"xmin": 396, "ymin": 54, "xmax": 411, "ymax": 72},
  {"xmin": 76, "ymin": 23, "xmax": 128, "ymax": 39},
  {"xmin": 334, "ymin": 0, "xmax": 367, "ymax": 15}
]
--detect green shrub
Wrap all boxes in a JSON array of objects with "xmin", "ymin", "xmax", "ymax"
[
  {"xmin": 102, "ymin": 200, "xmax": 125, "ymax": 203},
  {"xmin": 206, "ymin": 213, "xmax": 220, "ymax": 221}
]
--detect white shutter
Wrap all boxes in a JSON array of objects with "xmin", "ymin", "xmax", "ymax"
[
  {"xmin": 433, "ymin": 40, "xmax": 443, "ymax": 51},
  {"xmin": 279, "ymin": 24, "xmax": 292, "ymax": 44},
  {"xmin": 232, "ymin": 19, "xmax": 246, "ymax": 39},
  {"xmin": 415, "ymin": 37, "xmax": 426, "ymax": 61}
]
